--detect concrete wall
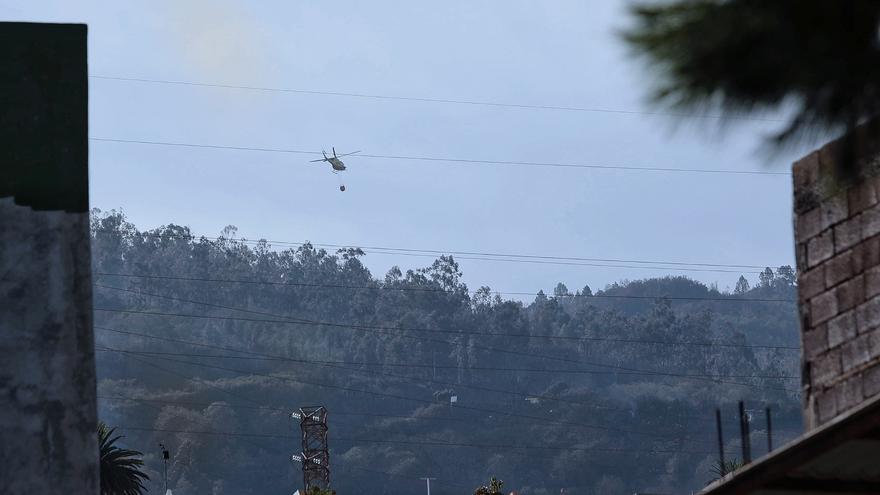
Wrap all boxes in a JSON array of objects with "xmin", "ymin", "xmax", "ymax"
[
  {"xmin": 0, "ymin": 200, "xmax": 97, "ymax": 493},
  {"xmin": 0, "ymin": 23, "xmax": 97, "ymax": 494},
  {"xmin": 794, "ymin": 136, "xmax": 880, "ymax": 429}
]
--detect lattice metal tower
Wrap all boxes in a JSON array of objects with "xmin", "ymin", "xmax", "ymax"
[{"xmin": 291, "ymin": 406, "xmax": 330, "ymax": 491}]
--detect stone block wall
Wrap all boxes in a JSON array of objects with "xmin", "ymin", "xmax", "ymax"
[{"xmin": 795, "ymin": 138, "xmax": 880, "ymax": 429}]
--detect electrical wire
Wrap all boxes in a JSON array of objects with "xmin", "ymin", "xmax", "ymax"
[
  {"xmin": 110, "ymin": 425, "xmax": 718, "ymax": 455},
  {"xmin": 102, "ymin": 391, "xmax": 460, "ymax": 492},
  {"xmin": 94, "ymin": 305, "xmax": 798, "ymax": 394},
  {"xmin": 97, "ymin": 339, "xmax": 633, "ymax": 414},
  {"xmin": 105, "ymin": 340, "xmax": 792, "ymax": 468},
  {"xmin": 91, "ymin": 136, "xmax": 789, "ymax": 177},
  {"xmin": 95, "ymin": 271, "xmax": 797, "ymax": 304},
  {"xmin": 99, "ymin": 395, "xmax": 494, "ymax": 424},
  {"xmin": 89, "ymin": 74, "xmax": 785, "ymax": 124},
  {"xmin": 95, "ymin": 283, "xmax": 800, "ymax": 351},
  {"xmin": 101, "ymin": 329, "xmax": 721, "ymax": 423},
  {"xmin": 91, "ymin": 228, "xmax": 795, "ymax": 275},
  {"xmin": 106, "ymin": 355, "xmax": 301, "ymax": 490},
  {"xmin": 95, "ymin": 325, "xmax": 782, "ymax": 426},
  {"xmin": 97, "ymin": 393, "xmax": 709, "ymax": 441},
  {"xmin": 98, "ymin": 345, "xmax": 797, "ymax": 380},
  {"xmin": 94, "ymin": 325, "xmax": 784, "ymax": 436},
  {"xmin": 100, "ymin": 350, "xmax": 715, "ymax": 460},
  {"xmin": 99, "ymin": 343, "xmax": 797, "ymax": 447},
  {"xmin": 97, "ymin": 325, "xmax": 794, "ymax": 422},
  {"xmin": 91, "ymin": 228, "xmax": 783, "ymax": 270},
  {"xmin": 99, "ymin": 345, "xmax": 706, "ymax": 439}
]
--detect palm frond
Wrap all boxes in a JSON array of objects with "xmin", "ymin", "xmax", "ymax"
[
  {"xmin": 709, "ymin": 458, "xmax": 744, "ymax": 482},
  {"xmin": 98, "ymin": 421, "xmax": 150, "ymax": 495}
]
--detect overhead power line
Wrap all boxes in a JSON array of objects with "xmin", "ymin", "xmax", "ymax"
[
  {"xmin": 115, "ymin": 345, "xmax": 711, "ymax": 439},
  {"xmin": 105, "ymin": 345, "xmax": 719, "ymax": 486},
  {"xmin": 95, "ymin": 306, "xmax": 796, "ymax": 393},
  {"xmin": 99, "ymin": 345, "xmax": 698, "ymax": 439},
  {"xmin": 113, "ymin": 348, "xmax": 560, "ymax": 480},
  {"xmin": 96, "ymin": 324, "xmax": 791, "ymax": 434},
  {"xmin": 100, "ymin": 333, "xmax": 798, "ymax": 452},
  {"xmin": 98, "ymin": 339, "xmax": 634, "ymax": 414},
  {"xmin": 96, "ymin": 271, "xmax": 797, "ymax": 304},
  {"xmin": 98, "ymin": 395, "xmax": 522, "ymax": 425},
  {"xmin": 97, "ymin": 359, "xmax": 792, "ymax": 462},
  {"xmin": 98, "ymin": 390, "xmax": 468, "ymax": 491},
  {"xmin": 95, "ymin": 283, "xmax": 800, "ymax": 351},
  {"xmin": 102, "ymin": 347, "xmax": 716, "ymax": 451},
  {"xmin": 95, "ymin": 325, "xmax": 789, "ymax": 427},
  {"xmin": 101, "ymin": 352, "xmax": 499, "ymax": 491},
  {"xmin": 91, "ymin": 228, "xmax": 794, "ymax": 275},
  {"xmin": 96, "ymin": 325, "xmax": 729, "ymax": 419},
  {"xmin": 102, "ymin": 395, "xmax": 786, "ymax": 436},
  {"xmin": 89, "ymin": 74, "xmax": 785, "ymax": 124},
  {"xmin": 101, "ymin": 356, "xmax": 796, "ymax": 482},
  {"xmin": 90, "ymin": 136, "xmax": 789, "ymax": 177},
  {"xmin": 245, "ymin": 241, "xmax": 774, "ymax": 270},
  {"xmin": 108, "ymin": 425, "xmax": 716, "ymax": 455},
  {"xmin": 97, "ymin": 390, "xmax": 709, "ymax": 441},
  {"xmin": 98, "ymin": 346, "xmax": 797, "ymax": 380},
  {"xmin": 98, "ymin": 338, "xmax": 634, "ymax": 419},
  {"xmin": 95, "ymin": 284, "xmax": 799, "ymax": 397}
]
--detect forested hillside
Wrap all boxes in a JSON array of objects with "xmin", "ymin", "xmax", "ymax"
[{"xmin": 91, "ymin": 210, "xmax": 802, "ymax": 495}]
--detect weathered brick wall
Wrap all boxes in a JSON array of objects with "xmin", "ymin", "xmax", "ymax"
[{"xmin": 795, "ymin": 138, "xmax": 880, "ymax": 429}]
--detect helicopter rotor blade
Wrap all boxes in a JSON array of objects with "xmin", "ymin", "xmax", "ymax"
[
  {"xmin": 335, "ymin": 150, "xmax": 361, "ymax": 158},
  {"xmin": 309, "ymin": 158, "xmax": 327, "ymax": 163}
]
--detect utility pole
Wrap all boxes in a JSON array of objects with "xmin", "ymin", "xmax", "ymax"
[
  {"xmin": 714, "ymin": 408, "xmax": 725, "ymax": 476},
  {"xmin": 420, "ymin": 477, "xmax": 436, "ymax": 495},
  {"xmin": 159, "ymin": 443, "xmax": 170, "ymax": 492},
  {"xmin": 738, "ymin": 401, "xmax": 752, "ymax": 465}
]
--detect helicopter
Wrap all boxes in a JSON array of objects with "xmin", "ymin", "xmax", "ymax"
[{"xmin": 310, "ymin": 147, "xmax": 360, "ymax": 191}]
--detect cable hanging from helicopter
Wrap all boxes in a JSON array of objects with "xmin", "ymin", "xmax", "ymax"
[{"xmin": 310, "ymin": 147, "xmax": 360, "ymax": 192}]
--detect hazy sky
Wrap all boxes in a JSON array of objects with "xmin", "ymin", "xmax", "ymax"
[{"xmin": 5, "ymin": 1, "xmax": 814, "ymax": 295}]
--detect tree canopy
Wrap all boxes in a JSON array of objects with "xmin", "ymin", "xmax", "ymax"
[
  {"xmin": 92, "ymin": 210, "xmax": 801, "ymax": 494},
  {"xmin": 623, "ymin": 0, "xmax": 880, "ymax": 177},
  {"xmin": 473, "ymin": 477, "xmax": 505, "ymax": 495}
]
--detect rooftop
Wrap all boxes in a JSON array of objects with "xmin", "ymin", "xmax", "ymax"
[{"xmin": 699, "ymin": 394, "xmax": 880, "ymax": 495}]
